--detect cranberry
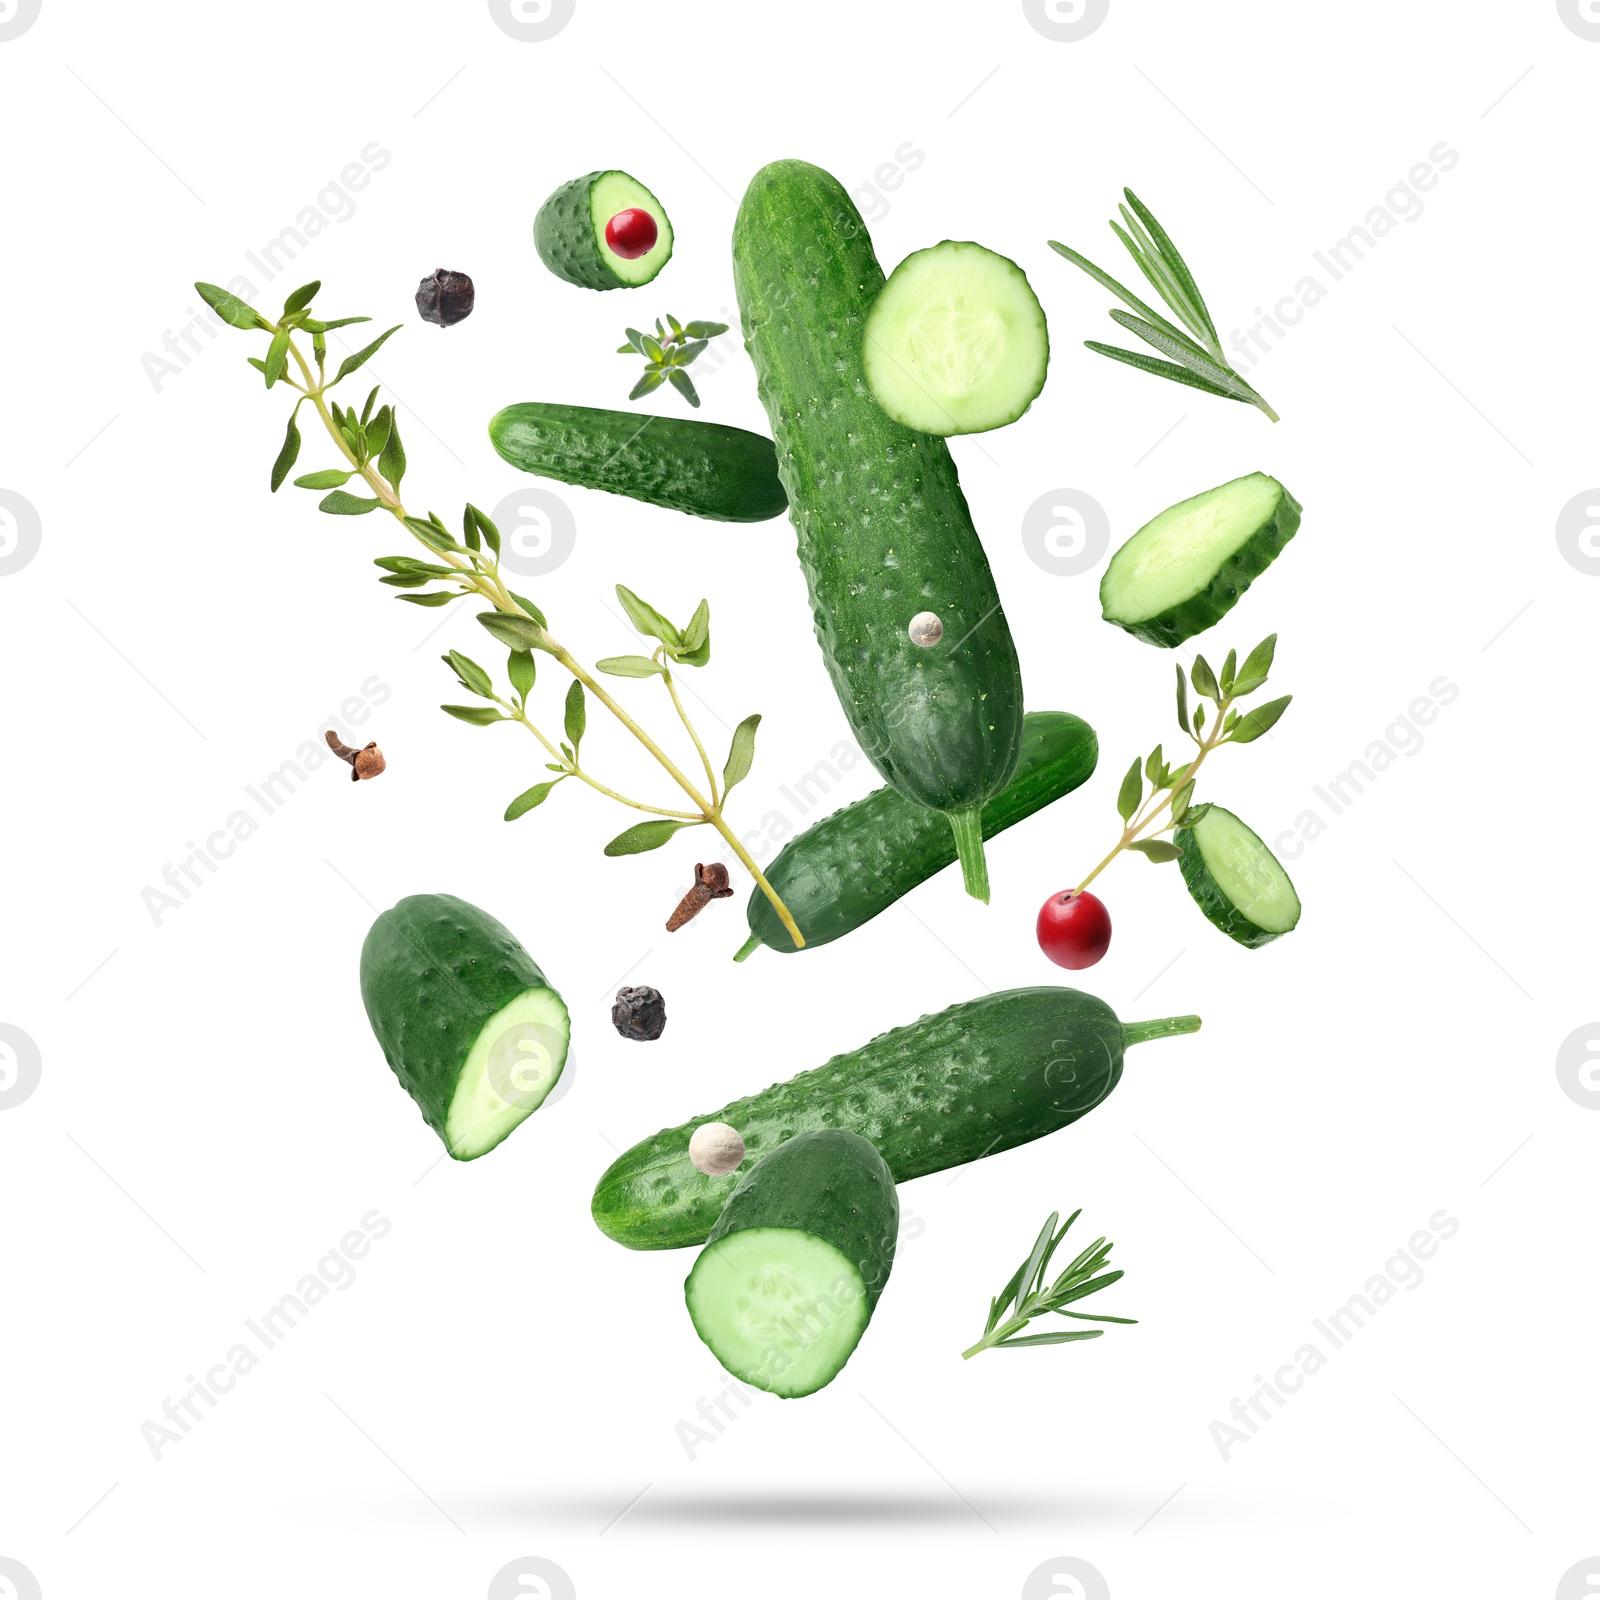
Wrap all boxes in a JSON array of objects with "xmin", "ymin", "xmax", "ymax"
[
  {"xmin": 604, "ymin": 208, "xmax": 658, "ymax": 260},
  {"xmin": 1036, "ymin": 889, "xmax": 1112, "ymax": 970}
]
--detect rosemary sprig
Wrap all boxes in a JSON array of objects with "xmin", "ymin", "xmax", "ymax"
[
  {"xmin": 1049, "ymin": 188, "xmax": 1279, "ymax": 423},
  {"xmin": 1074, "ymin": 634, "xmax": 1290, "ymax": 893},
  {"xmin": 962, "ymin": 1208, "xmax": 1135, "ymax": 1359},
  {"xmin": 619, "ymin": 313, "xmax": 728, "ymax": 408},
  {"xmin": 194, "ymin": 278, "xmax": 804, "ymax": 949}
]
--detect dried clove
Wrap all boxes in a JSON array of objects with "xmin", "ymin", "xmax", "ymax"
[
  {"xmin": 415, "ymin": 268, "xmax": 475, "ymax": 327},
  {"xmin": 612, "ymin": 985, "xmax": 667, "ymax": 1042},
  {"xmin": 325, "ymin": 729, "xmax": 386, "ymax": 782},
  {"xmin": 666, "ymin": 862, "xmax": 733, "ymax": 932}
]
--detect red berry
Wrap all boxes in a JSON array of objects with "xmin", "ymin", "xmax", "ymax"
[
  {"xmin": 1036, "ymin": 889, "xmax": 1112, "ymax": 970},
  {"xmin": 604, "ymin": 208, "xmax": 658, "ymax": 260}
]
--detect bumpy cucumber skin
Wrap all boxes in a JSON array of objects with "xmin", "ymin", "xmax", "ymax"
[
  {"xmin": 488, "ymin": 403, "xmax": 787, "ymax": 523},
  {"xmin": 743, "ymin": 711, "xmax": 1097, "ymax": 956},
  {"xmin": 1102, "ymin": 476, "xmax": 1302, "ymax": 648},
  {"xmin": 1175, "ymin": 809, "xmax": 1301, "ymax": 949},
  {"xmin": 359, "ymin": 893, "xmax": 565, "ymax": 1157},
  {"xmin": 732, "ymin": 160, "xmax": 1024, "ymax": 820},
  {"xmin": 700, "ymin": 1130, "xmax": 899, "ymax": 1309},
  {"xmin": 592, "ymin": 988, "xmax": 1127, "ymax": 1250},
  {"xmin": 534, "ymin": 170, "xmax": 672, "ymax": 290}
]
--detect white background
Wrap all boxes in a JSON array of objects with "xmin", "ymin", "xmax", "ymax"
[{"xmin": 2, "ymin": 1, "xmax": 1595, "ymax": 1596}]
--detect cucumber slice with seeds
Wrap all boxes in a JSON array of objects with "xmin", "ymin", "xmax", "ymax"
[
  {"xmin": 863, "ymin": 241, "xmax": 1049, "ymax": 436},
  {"xmin": 1176, "ymin": 805, "xmax": 1300, "ymax": 948},
  {"xmin": 684, "ymin": 1129, "xmax": 897, "ymax": 1397},
  {"xmin": 1100, "ymin": 471, "xmax": 1301, "ymax": 647}
]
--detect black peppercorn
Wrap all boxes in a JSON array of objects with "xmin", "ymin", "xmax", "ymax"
[
  {"xmin": 415, "ymin": 268, "xmax": 475, "ymax": 327},
  {"xmin": 612, "ymin": 985, "xmax": 667, "ymax": 1042}
]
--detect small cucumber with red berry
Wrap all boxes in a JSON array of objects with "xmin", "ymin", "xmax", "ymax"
[{"xmin": 535, "ymin": 170, "xmax": 674, "ymax": 290}]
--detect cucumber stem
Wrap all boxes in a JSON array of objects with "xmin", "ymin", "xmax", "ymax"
[
  {"xmin": 1123, "ymin": 1015, "xmax": 1202, "ymax": 1047},
  {"xmin": 947, "ymin": 808, "xmax": 990, "ymax": 903},
  {"xmin": 732, "ymin": 934, "xmax": 761, "ymax": 962}
]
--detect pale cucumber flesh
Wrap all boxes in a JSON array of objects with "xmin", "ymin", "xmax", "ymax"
[
  {"xmin": 685, "ymin": 1228, "xmax": 871, "ymax": 1398},
  {"xmin": 1102, "ymin": 472, "xmax": 1285, "ymax": 625},
  {"xmin": 589, "ymin": 172, "xmax": 672, "ymax": 286},
  {"xmin": 1191, "ymin": 807, "xmax": 1300, "ymax": 937},
  {"xmin": 444, "ymin": 987, "xmax": 570, "ymax": 1160},
  {"xmin": 863, "ymin": 242, "xmax": 1048, "ymax": 436}
]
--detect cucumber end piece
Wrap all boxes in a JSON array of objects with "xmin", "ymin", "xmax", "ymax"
[
  {"xmin": 733, "ymin": 933, "xmax": 762, "ymax": 962},
  {"xmin": 1123, "ymin": 1014, "xmax": 1202, "ymax": 1048},
  {"xmin": 947, "ymin": 808, "xmax": 991, "ymax": 902}
]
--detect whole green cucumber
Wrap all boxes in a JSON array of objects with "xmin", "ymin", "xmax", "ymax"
[
  {"xmin": 733, "ymin": 159, "xmax": 1026, "ymax": 901},
  {"xmin": 591, "ymin": 988, "xmax": 1200, "ymax": 1250},
  {"xmin": 735, "ymin": 710, "xmax": 1097, "ymax": 959},
  {"xmin": 488, "ymin": 402, "xmax": 787, "ymax": 523}
]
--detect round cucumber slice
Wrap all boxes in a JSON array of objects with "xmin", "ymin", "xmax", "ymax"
[
  {"xmin": 1176, "ymin": 805, "xmax": 1300, "ymax": 948},
  {"xmin": 686, "ymin": 1228, "xmax": 872, "ymax": 1398},
  {"xmin": 1100, "ymin": 471, "xmax": 1301, "ymax": 648},
  {"xmin": 862, "ymin": 241, "xmax": 1048, "ymax": 436},
  {"xmin": 534, "ymin": 170, "xmax": 674, "ymax": 290}
]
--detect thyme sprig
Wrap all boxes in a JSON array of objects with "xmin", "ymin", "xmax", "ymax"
[
  {"xmin": 618, "ymin": 313, "xmax": 728, "ymax": 408},
  {"xmin": 1074, "ymin": 633, "xmax": 1290, "ymax": 894},
  {"xmin": 962, "ymin": 1208, "xmax": 1134, "ymax": 1359},
  {"xmin": 1049, "ymin": 187, "xmax": 1279, "ymax": 422},
  {"xmin": 195, "ymin": 278, "xmax": 803, "ymax": 948}
]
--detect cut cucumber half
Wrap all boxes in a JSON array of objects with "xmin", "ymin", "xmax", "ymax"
[
  {"xmin": 863, "ymin": 241, "xmax": 1049, "ymax": 435},
  {"xmin": 359, "ymin": 893, "xmax": 571, "ymax": 1159},
  {"xmin": 684, "ymin": 1129, "xmax": 897, "ymax": 1398},
  {"xmin": 1100, "ymin": 472, "xmax": 1301, "ymax": 648},
  {"xmin": 534, "ymin": 170, "xmax": 674, "ymax": 290},
  {"xmin": 1176, "ymin": 806, "xmax": 1300, "ymax": 948}
]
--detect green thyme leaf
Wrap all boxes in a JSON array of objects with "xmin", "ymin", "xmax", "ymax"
[
  {"xmin": 404, "ymin": 515, "xmax": 459, "ymax": 553},
  {"xmin": 264, "ymin": 326, "xmax": 291, "ymax": 388},
  {"xmin": 595, "ymin": 654, "xmax": 665, "ymax": 678},
  {"xmin": 318, "ymin": 316, "xmax": 371, "ymax": 331},
  {"xmin": 478, "ymin": 611, "xmax": 546, "ymax": 652},
  {"xmin": 365, "ymin": 406, "xmax": 392, "ymax": 458},
  {"xmin": 378, "ymin": 409, "xmax": 406, "ymax": 490},
  {"xmin": 1175, "ymin": 664, "xmax": 1190, "ymax": 734},
  {"xmin": 398, "ymin": 591, "xmax": 456, "ymax": 607},
  {"xmin": 379, "ymin": 573, "xmax": 430, "ymax": 588},
  {"xmin": 667, "ymin": 369, "xmax": 700, "ymax": 408},
  {"xmin": 616, "ymin": 584, "xmax": 682, "ymax": 649},
  {"xmin": 444, "ymin": 650, "xmax": 493, "ymax": 697},
  {"xmin": 270, "ymin": 404, "xmax": 303, "ymax": 492},
  {"xmin": 1232, "ymin": 633, "xmax": 1277, "ymax": 697},
  {"xmin": 195, "ymin": 281, "xmax": 266, "ymax": 331},
  {"xmin": 1169, "ymin": 778, "xmax": 1195, "ymax": 819},
  {"xmin": 683, "ymin": 320, "xmax": 728, "ymax": 338},
  {"xmin": 508, "ymin": 649, "xmax": 535, "ymax": 700},
  {"xmin": 641, "ymin": 333, "xmax": 665, "ymax": 362},
  {"xmin": 1145, "ymin": 744, "xmax": 1164, "ymax": 786},
  {"xmin": 1220, "ymin": 648, "xmax": 1238, "ymax": 698},
  {"xmin": 1227, "ymin": 694, "xmax": 1292, "ymax": 743},
  {"xmin": 1191, "ymin": 656, "xmax": 1220, "ymax": 702},
  {"xmin": 319, "ymin": 490, "xmax": 381, "ymax": 515},
  {"xmin": 1116, "ymin": 757, "xmax": 1142, "ymax": 823},
  {"xmin": 295, "ymin": 468, "xmax": 355, "ymax": 490},
  {"xmin": 603, "ymin": 818, "xmax": 695, "ymax": 857},
  {"xmin": 333, "ymin": 324, "xmax": 401, "ymax": 384},
  {"xmin": 563, "ymin": 680, "xmax": 586, "ymax": 749},
  {"xmin": 505, "ymin": 779, "xmax": 561, "ymax": 820},
  {"xmin": 722, "ymin": 713, "xmax": 761, "ymax": 793},
  {"xmin": 441, "ymin": 704, "xmax": 504, "ymax": 726},
  {"xmin": 1179, "ymin": 801, "xmax": 1213, "ymax": 827},
  {"xmin": 282, "ymin": 280, "xmax": 321, "ymax": 314},
  {"xmin": 359, "ymin": 386, "xmax": 379, "ymax": 427},
  {"xmin": 466, "ymin": 502, "xmax": 501, "ymax": 558},
  {"xmin": 629, "ymin": 369, "xmax": 665, "ymax": 400},
  {"xmin": 505, "ymin": 592, "xmax": 548, "ymax": 629},
  {"xmin": 1127, "ymin": 838, "xmax": 1183, "ymax": 864}
]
